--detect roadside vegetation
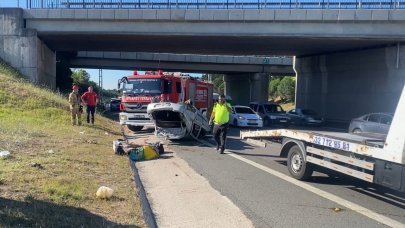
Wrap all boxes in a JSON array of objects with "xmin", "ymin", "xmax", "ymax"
[
  {"xmin": 269, "ymin": 76, "xmax": 296, "ymax": 111},
  {"xmin": 0, "ymin": 60, "xmax": 145, "ymax": 227}
]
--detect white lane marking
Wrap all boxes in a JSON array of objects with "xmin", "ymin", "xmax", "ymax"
[{"xmin": 198, "ymin": 139, "xmax": 405, "ymax": 228}]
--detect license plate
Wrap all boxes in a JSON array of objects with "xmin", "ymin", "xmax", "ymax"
[
  {"xmin": 248, "ymin": 120, "xmax": 256, "ymax": 123},
  {"xmin": 134, "ymin": 115, "xmax": 144, "ymax": 118},
  {"xmin": 313, "ymin": 136, "xmax": 351, "ymax": 151},
  {"xmin": 280, "ymin": 120, "xmax": 287, "ymax": 122}
]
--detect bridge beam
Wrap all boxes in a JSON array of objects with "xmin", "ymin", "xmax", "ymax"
[
  {"xmin": 295, "ymin": 44, "xmax": 405, "ymax": 122},
  {"xmin": 0, "ymin": 8, "xmax": 56, "ymax": 89}
]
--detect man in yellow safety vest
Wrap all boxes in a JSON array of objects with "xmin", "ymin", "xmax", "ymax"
[{"xmin": 209, "ymin": 94, "xmax": 232, "ymax": 154}]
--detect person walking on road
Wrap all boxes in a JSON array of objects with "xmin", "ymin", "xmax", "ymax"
[
  {"xmin": 209, "ymin": 94, "xmax": 232, "ymax": 154},
  {"xmin": 81, "ymin": 86, "xmax": 99, "ymax": 126},
  {"xmin": 68, "ymin": 85, "xmax": 82, "ymax": 126}
]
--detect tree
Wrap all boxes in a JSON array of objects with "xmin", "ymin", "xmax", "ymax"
[
  {"xmin": 71, "ymin": 69, "xmax": 91, "ymax": 85},
  {"xmin": 277, "ymin": 76, "xmax": 295, "ymax": 102},
  {"xmin": 203, "ymin": 74, "xmax": 225, "ymax": 94},
  {"xmin": 268, "ymin": 77, "xmax": 281, "ymax": 99}
]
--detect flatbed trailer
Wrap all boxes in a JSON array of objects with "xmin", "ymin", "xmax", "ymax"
[{"xmin": 241, "ymin": 85, "xmax": 405, "ymax": 193}]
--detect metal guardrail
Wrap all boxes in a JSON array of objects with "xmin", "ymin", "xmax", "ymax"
[{"xmin": 24, "ymin": 0, "xmax": 405, "ymax": 9}]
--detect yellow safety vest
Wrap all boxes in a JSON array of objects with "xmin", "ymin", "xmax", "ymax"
[{"xmin": 213, "ymin": 102, "xmax": 231, "ymax": 124}]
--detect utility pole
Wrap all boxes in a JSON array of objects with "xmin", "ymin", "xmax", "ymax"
[{"xmin": 98, "ymin": 69, "xmax": 103, "ymax": 103}]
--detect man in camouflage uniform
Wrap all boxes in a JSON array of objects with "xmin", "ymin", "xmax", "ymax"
[{"xmin": 69, "ymin": 85, "xmax": 82, "ymax": 126}]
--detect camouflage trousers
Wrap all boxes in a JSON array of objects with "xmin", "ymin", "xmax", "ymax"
[{"xmin": 71, "ymin": 107, "xmax": 82, "ymax": 126}]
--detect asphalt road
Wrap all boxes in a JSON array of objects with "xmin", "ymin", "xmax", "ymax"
[
  {"xmin": 109, "ymin": 108, "xmax": 405, "ymax": 228},
  {"xmin": 165, "ymin": 126, "xmax": 405, "ymax": 228}
]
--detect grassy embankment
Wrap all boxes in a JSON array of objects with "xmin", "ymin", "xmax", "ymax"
[{"xmin": 0, "ymin": 60, "xmax": 145, "ymax": 227}]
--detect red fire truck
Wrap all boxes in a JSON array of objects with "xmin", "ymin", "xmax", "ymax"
[{"xmin": 118, "ymin": 71, "xmax": 213, "ymax": 132}]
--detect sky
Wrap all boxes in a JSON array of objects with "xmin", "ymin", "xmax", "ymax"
[
  {"xmin": 84, "ymin": 69, "xmax": 134, "ymax": 90},
  {"xmin": 0, "ymin": 1, "xmax": 25, "ymax": 8}
]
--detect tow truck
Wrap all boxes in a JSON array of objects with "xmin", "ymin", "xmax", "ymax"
[{"xmin": 241, "ymin": 84, "xmax": 405, "ymax": 193}]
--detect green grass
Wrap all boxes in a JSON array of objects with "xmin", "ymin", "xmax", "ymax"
[{"xmin": 0, "ymin": 60, "xmax": 145, "ymax": 227}]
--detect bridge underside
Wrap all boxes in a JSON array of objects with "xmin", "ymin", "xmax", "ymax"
[{"xmin": 42, "ymin": 34, "xmax": 396, "ymax": 57}]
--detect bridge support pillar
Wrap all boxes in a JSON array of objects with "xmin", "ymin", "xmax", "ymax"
[
  {"xmin": 224, "ymin": 73, "xmax": 269, "ymax": 105},
  {"xmin": 0, "ymin": 8, "xmax": 56, "ymax": 89},
  {"xmin": 295, "ymin": 45, "xmax": 405, "ymax": 122}
]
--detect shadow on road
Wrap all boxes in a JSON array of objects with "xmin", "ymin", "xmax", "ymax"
[
  {"xmin": 275, "ymin": 160, "xmax": 405, "ymax": 209},
  {"xmin": 0, "ymin": 197, "xmax": 137, "ymax": 227}
]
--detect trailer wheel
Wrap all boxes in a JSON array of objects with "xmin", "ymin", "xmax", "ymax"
[
  {"xmin": 127, "ymin": 125, "xmax": 143, "ymax": 132},
  {"xmin": 287, "ymin": 145, "xmax": 313, "ymax": 180}
]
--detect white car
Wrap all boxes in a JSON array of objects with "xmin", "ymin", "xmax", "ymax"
[{"xmin": 229, "ymin": 106, "xmax": 263, "ymax": 128}]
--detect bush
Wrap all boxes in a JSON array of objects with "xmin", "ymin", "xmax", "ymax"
[
  {"xmin": 268, "ymin": 78, "xmax": 281, "ymax": 99},
  {"xmin": 278, "ymin": 77, "xmax": 295, "ymax": 102}
]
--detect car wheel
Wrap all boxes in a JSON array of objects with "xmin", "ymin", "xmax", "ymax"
[
  {"xmin": 287, "ymin": 145, "xmax": 313, "ymax": 180},
  {"xmin": 127, "ymin": 125, "xmax": 143, "ymax": 132},
  {"xmin": 233, "ymin": 119, "xmax": 238, "ymax": 127},
  {"xmin": 353, "ymin": 128, "xmax": 362, "ymax": 134}
]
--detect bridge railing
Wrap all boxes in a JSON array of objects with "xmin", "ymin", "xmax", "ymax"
[{"xmin": 25, "ymin": 0, "xmax": 404, "ymax": 9}]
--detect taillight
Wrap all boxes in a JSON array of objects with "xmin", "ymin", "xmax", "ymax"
[{"xmin": 120, "ymin": 103, "xmax": 125, "ymax": 111}]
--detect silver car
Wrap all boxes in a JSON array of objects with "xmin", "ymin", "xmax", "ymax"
[{"xmin": 348, "ymin": 113, "xmax": 393, "ymax": 134}]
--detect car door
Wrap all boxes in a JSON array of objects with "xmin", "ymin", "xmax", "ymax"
[
  {"xmin": 257, "ymin": 105, "xmax": 265, "ymax": 118},
  {"xmin": 379, "ymin": 114, "xmax": 392, "ymax": 134},
  {"xmin": 288, "ymin": 109, "xmax": 299, "ymax": 123},
  {"xmin": 363, "ymin": 114, "xmax": 381, "ymax": 133}
]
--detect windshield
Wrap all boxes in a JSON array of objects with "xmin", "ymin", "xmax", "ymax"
[
  {"xmin": 235, "ymin": 107, "xmax": 255, "ymax": 114},
  {"xmin": 302, "ymin": 109, "xmax": 317, "ymax": 115},
  {"xmin": 264, "ymin": 104, "xmax": 284, "ymax": 113},
  {"xmin": 123, "ymin": 78, "xmax": 162, "ymax": 94}
]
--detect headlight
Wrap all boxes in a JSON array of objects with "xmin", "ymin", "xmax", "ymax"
[
  {"xmin": 120, "ymin": 115, "xmax": 128, "ymax": 120},
  {"xmin": 238, "ymin": 115, "xmax": 245, "ymax": 120}
]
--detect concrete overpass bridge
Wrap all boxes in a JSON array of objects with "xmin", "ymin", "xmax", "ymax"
[
  {"xmin": 71, "ymin": 51, "xmax": 293, "ymax": 74},
  {"xmin": 1, "ymin": 6, "xmax": 405, "ymax": 121}
]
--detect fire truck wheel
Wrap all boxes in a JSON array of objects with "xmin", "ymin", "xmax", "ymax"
[
  {"xmin": 287, "ymin": 145, "xmax": 313, "ymax": 180},
  {"xmin": 127, "ymin": 125, "xmax": 143, "ymax": 132}
]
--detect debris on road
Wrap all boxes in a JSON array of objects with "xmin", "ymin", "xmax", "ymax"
[
  {"xmin": 96, "ymin": 186, "xmax": 114, "ymax": 199},
  {"xmin": 113, "ymin": 139, "xmax": 165, "ymax": 162},
  {"xmin": 0, "ymin": 151, "xmax": 10, "ymax": 158},
  {"xmin": 30, "ymin": 162, "xmax": 44, "ymax": 169},
  {"xmin": 129, "ymin": 145, "xmax": 160, "ymax": 162},
  {"xmin": 86, "ymin": 139, "xmax": 97, "ymax": 144}
]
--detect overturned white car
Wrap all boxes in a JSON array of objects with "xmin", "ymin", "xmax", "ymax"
[{"xmin": 147, "ymin": 102, "xmax": 211, "ymax": 140}]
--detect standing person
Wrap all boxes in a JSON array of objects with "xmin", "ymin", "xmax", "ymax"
[
  {"xmin": 209, "ymin": 94, "xmax": 232, "ymax": 154},
  {"xmin": 68, "ymin": 85, "xmax": 82, "ymax": 126},
  {"xmin": 81, "ymin": 86, "xmax": 99, "ymax": 126}
]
